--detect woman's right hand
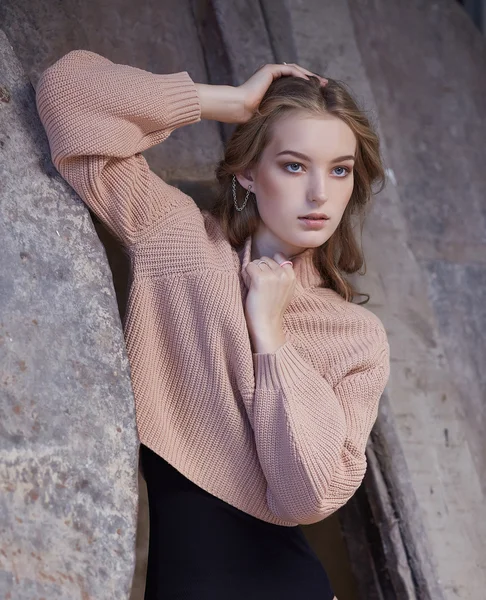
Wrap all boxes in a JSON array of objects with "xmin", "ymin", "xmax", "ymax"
[
  {"xmin": 237, "ymin": 63, "xmax": 328, "ymax": 123},
  {"xmin": 195, "ymin": 63, "xmax": 327, "ymax": 125}
]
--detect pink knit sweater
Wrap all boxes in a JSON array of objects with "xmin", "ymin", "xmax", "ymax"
[{"xmin": 36, "ymin": 50, "xmax": 390, "ymax": 526}]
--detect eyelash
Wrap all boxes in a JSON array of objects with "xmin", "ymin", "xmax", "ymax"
[{"xmin": 284, "ymin": 162, "xmax": 351, "ymax": 177}]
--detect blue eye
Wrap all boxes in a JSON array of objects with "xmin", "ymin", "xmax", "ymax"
[
  {"xmin": 285, "ymin": 162, "xmax": 303, "ymax": 173},
  {"xmin": 333, "ymin": 166, "xmax": 350, "ymax": 177}
]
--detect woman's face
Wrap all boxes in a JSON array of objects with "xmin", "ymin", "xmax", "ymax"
[{"xmin": 236, "ymin": 111, "xmax": 357, "ymax": 258}]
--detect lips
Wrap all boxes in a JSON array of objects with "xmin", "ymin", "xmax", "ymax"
[{"xmin": 299, "ymin": 213, "xmax": 330, "ymax": 220}]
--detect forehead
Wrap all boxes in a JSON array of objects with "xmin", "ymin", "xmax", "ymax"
[{"xmin": 266, "ymin": 111, "xmax": 356, "ymax": 158}]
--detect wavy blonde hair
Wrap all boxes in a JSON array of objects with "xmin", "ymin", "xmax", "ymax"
[{"xmin": 210, "ymin": 75, "xmax": 385, "ymax": 304}]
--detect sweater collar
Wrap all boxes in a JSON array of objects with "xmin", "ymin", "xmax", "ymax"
[{"xmin": 238, "ymin": 234, "xmax": 324, "ymax": 291}]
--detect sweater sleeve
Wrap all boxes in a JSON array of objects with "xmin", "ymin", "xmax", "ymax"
[
  {"xmin": 35, "ymin": 49, "xmax": 201, "ymax": 245},
  {"xmin": 251, "ymin": 328, "xmax": 390, "ymax": 525}
]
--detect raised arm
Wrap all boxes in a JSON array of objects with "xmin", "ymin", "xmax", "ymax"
[
  {"xmin": 36, "ymin": 53, "xmax": 324, "ymax": 245},
  {"xmin": 36, "ymin": 50, "xmax": 204, "ymax": 244}
]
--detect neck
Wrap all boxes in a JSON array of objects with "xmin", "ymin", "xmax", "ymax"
[
  {"xmin": 250, "ymin": 226, "xmax": 308, "ymax": 262},
  {"xmin": 237, "ymin": 230, "xmax": 323, "ymax": 292}
]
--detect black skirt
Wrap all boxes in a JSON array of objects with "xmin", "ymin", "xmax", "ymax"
[{"xmin": 140, "ymin": 444, "xmax": 335, "ymax": 600}]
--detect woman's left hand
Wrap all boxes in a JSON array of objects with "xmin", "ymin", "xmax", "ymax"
[{"xmin": 244, "ymin": 252, "xmax": 296, "ymax": 351}]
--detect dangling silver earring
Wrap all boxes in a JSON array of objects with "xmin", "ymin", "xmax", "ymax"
[{"xmin": 232, "ymin": 174, "xmax": 252, "ymax": 212}]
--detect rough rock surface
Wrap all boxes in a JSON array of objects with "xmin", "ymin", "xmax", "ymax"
[
  {"xmin": 287, "ymin": 0, "xmax": 486, "ymax": 596},
  {"xmin": 0, "ymin": 0, "xmax": 223, "ymax": 183},
  {"xmin": 3, "ymin": 0, "xmax": 486, "ymax": 597},
  {"xmin": 0, "ymin": 30, "xmax": 139, "ymax": 599},
  {"xmin": 348, "ymin": 0, "xmax": 486, "ymax": 493}
]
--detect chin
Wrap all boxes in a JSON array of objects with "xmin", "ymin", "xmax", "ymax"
[{"xmin": 291, "ymin": 233, "xmax": 330, "ymax": 249}]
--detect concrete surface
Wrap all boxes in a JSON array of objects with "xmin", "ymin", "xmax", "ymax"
[
  {"xmin": 288, "ymin": 0, "xmax": 486, "ymax": 596},
  {"xmin": 0, "ymin": 0, "xmax": 224, "ymax": 183},
  {"xmin": 0, "ymin": 30, "xmax": 139, "ymax": 599},
  {"xmin": 348, "ymin": 0, "xmax": 486, "ymax": 496},
  {"xmin": 2, "ymin": 0, "xmax": 486, "ymax": 598}
]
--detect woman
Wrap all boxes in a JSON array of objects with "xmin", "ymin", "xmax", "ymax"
[{"xmin": 36, "ymin": 51, "xmax": 390, "ymax": 600}]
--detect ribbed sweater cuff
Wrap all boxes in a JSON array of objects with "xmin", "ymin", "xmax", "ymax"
[
  {"xmin": 153, "ymin": 71, "xmax": 201, "ymax": 130},
  {"xmin": 253, "ymin": 342, "xmax": 314, "ymax": 390}
]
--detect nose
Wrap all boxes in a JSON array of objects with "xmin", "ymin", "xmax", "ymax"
[{"xmin": 309, "ymin": 172, "xmax": 328, "ymax": 203}]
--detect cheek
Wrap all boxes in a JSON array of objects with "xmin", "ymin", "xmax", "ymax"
[
  {"xmin": 256, "ymin": 165, "xmax": 288, "ymax": 198},
  {"xmin": 336, "ymin": 179, "xmax": 354, "ymax": 210}
]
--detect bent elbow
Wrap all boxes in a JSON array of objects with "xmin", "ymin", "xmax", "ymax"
[
  {"xmin": 266, "ymin": 490, "xmax": 342, "ymax": 525},
  {"xmin": 267, "ymin": 452, "xmax": 367, "ymax": 525}
]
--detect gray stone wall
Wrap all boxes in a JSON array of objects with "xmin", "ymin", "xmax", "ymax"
[
  {"xmin": 0, "ymin": 31, "xmax": 139, "ymax": 599},
  {"xmin": 2, "ymin": 0, "xmax": 486, "ymax": 597},
  {"xmin": 348, "ymin": 0, "xmax": 486, "ymax": 495},
  {"xmin": 294, "ymin": 0, "xmax": 486, "ymax": 595}
]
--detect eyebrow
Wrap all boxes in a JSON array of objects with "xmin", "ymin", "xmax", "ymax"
[{"xmin": 275, "ymin": 150, "xmax": 356, "ymax": 163}]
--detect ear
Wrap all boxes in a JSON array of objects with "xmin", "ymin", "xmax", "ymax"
[{"xmin": 235, "ymin": 169, "xmax": 256, "ymax": 193}]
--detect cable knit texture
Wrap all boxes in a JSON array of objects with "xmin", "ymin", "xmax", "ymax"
[{"xmin": 36, "ymin": 50, "xmax": 390, "ymax": 526}]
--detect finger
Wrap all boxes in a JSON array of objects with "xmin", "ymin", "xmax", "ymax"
[
  {"xmin": 254, "ymin": 62, "xmax": 310, "ymax": 83},
  {"xmin": 251, "ymin": 260, "xmax": 272, "ymax": 271},
  {"xmin": 274, "ymin": 252, "xmax": 294, "ymax": 268},
  {"xmin": 272, "ymin": 63, "xmax": 310, "ymax": 82},
  {"xmin": 284, "ymin": 63, "xmax": 328, "ymax": 85},
  {"xmin": 246, "ymin": 261, "xmax": 271, "ymax": 274},
  {"xmin": 257, "ymin": 256, "xmax": 281, "ymax": 270},
  {"xmin": 284, "ymin": 62, "xmax": 321, "ymax": 78},
  {"xmin": 273, "ymin": 252, "xmax": 287, "ymax": 264},
  {"xmin": 253, "ymin": 63, "xmax": 300, "ymax": 77},
  {"xmin": 245, "ymin": 262, "xmax": 273, "ymax": 281}
]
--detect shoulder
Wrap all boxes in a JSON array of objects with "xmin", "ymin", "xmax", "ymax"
[
  {"xmin": 342, "ymin": 298, "xmax": 388, "ymax": 341},
  {"xmin": 201, "ymin": 209, "xmax": 238, "ymax": 251},
  {"xmin": 303, "ymin": 286, "xmax": 387, "ymax": 337},
  {"xmin": 196, "ymin": 209, "xmax": 237, "ymax": 268},
  {"xmin": 201, "ymin": 209, "xmax": 223, "ymax": 237},
  {"xmin": 291, "ymin": 287, "xmax": 389, "ymax": 377}
]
